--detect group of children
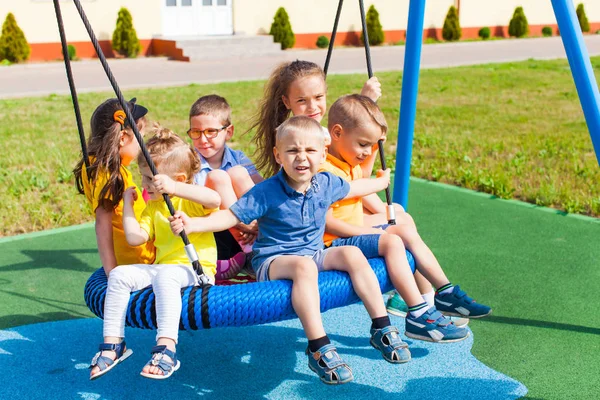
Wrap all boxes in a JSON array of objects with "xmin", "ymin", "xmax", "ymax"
[{"xmin": 76, "ymin": 60, "xmax": 491, "ymax": 384}]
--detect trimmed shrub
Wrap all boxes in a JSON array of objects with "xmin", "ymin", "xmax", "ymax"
[
  {"xmin": 360, "ymin": 5, "xmax": 385, "ymax": 46},
  {"xmin": 576, "ymin": 4, "xmax": 590, "ymax": 33},
  {"xmin": 0, "ymin": 13, "xmax": 30, "ymax": 63},
  {"xmin": 269, "ymin": 7, "xmax": 295, "ymax": 50},
  {"xmin": 112, "ymin": 8, "xmax": 141, "ymax": 58},
  {"xmin": 67, "ymin": 44, "xmax": 77, "ymax": 61},
  {"xmin": 442, "ymin": 6, "xmax": 461, "ymax": 42},
  {"xmin": 541, "ymin": 26, "xmax": 553, "ymax": 37},
  {"xmin": 316, "ymin": 35, "xmax": 329, "ymax": 49},
  {"xmin": 478, "ymin": 27, "xmax": 491, "ymax": 40},
  {"xmin": 508, "ymin": 7, "xmax": 529, "ymax": 38}
]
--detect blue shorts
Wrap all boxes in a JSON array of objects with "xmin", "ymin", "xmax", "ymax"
[
  {"xmin": 255, "ymin": 248, "xmax": 331, "ymax": 282},
  {"xmin": 327, "ymin": 234, "xmax": 381, "ymax": 258}
]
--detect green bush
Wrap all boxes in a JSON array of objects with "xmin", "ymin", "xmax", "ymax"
[
  {"xmin": 316, "ymin": 35, "xmax": 329, "ymax": 49},
  {"xmin": 67, "ymin": 44, "xmax": 77, "ymax": 61},
  {"xmin": 478, "ymin": 27, "xmax": 491, "ymax": 40},
  {"xmin": 269, "ymin": 7, "xmax": 295, "ymax": 50},
  {"xmin": 0, "ymin": 13, "xmax": 30, "ymax": 63},
  {"xmin": 360, "ymin": 5, "xmax": 384, "ymax": 46},
  {"xmin": 112, "ymin": 8, "xmax": 141, "ymax": 58},
  {"xmin": 442, "ymin": 6, "xmax": 462, "ymax": 41},
  {"xmin": 541, "ymin": 26, "xmax": 553, "ymax": 37},
  {"xmin": 509, "ymin": 7, "xmax": 529, "ymax": 38},
  {"xmin": 576, "ymin": 4, "xmax": 590, "ymax": 33}
]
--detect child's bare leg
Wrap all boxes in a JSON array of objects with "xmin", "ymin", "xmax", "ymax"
[
  {"xmin": 205, "ymin": 169, "xmax": 238, "ymax": 209},
  {"xmin": 378, "ymin": 234, "xmax": 424, "ymax": 307},
  {"xmin": 415, "ymin": 271, "xmax": 433, "ymax": 294},
  {"xmin": 228, "ymin": 165, "xmax": 256, "ymax": 198},
  {"xmin": 269, "ymin": 256, "xmax": 325, "ymax": 339},
  {"xmin": 385, "ymin": 217, "xmax": 449, "ymax": 289},
  {"xmin": 321, "ymin": 246, "xmax": 387, "ymax": 319}
]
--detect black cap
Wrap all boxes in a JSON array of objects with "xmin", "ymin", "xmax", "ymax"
[{"xmin": 126, "ymin": 97, "xmax": 148, "ymax": 127}]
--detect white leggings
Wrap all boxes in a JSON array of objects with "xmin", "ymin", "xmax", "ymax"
[{"xmin": 103, "ymin": 264, "xmax": 204, "ymax": 343}]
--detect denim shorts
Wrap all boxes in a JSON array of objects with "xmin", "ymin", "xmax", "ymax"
[
  {"xmin": 255, "ymin": 248, "xmax": 331, "ymax": 282},
  {"xmin": 327, "ymin": 234, "xmax": 381, "ymax": 259}
]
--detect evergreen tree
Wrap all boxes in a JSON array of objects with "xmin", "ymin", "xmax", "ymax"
[
  {"xmin": 442, "ymin": 6, "xmax": 462, "ymax": 41},
  {"xmin": 576, "ymin": 4, "xmax": 590, "ymax": 33},
  {"xmin": 0, "ymin": 13, "xmax": 30, "ymax": 63},
  {"xmin": 361, "ymin": 5, "xmax": 384, "ymax": 46},
  {"xmin": 112, "ymin": 8, "xmax": 141, "ymax": 58},
  {"xmin": 269, "ymin": 8, "xmax": 295, "ymax": 50},
  {"xmin": 508, "ymin": 7, "xmax": 529, "ymax": 38}
]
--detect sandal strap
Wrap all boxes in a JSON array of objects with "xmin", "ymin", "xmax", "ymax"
[
  {"xmin": 146, "ymin": 345, "xmax": 178, "ymax": 374},
  {"xmin": 307, "ymin": 344, "xmax": 347, "ymax": 371},
  {"xmin": 90, "ymin": 352, "xmax": 113, "ymax": 370},
  {"xmin": 98, "ymin": 341, "xmax": 127, "ymax": 358},
  {"xmin": 376, "ymin": 326, "xmax": 408, "ymax": 350}
]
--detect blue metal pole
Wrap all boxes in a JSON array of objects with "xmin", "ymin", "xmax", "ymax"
[
  {"xmin": 551, "ymin": 0, "xmax": 600, "ymax": 166},
  {"xmin": 393, "ymin": 0, "xmax": 426, "ymax": 209}
]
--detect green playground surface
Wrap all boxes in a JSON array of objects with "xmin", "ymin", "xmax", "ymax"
[{"xmin": 1, "ymin": 179, "xmax": 599, "ymax": 399}]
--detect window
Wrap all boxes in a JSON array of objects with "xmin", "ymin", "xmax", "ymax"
[
  {"xmin": 217, "ymin": 0, "xmax": 227, "ymax": 5},
  {"xmin": 182, "ymin": 0, "xmax": 192, "ymax": 5},
  {"xmin": 202, "ymin": 0, "xmax": 212, "ymax": 5},
  {"xmin": 166, "ymin": 0, "xmax": 177, "ymax": 6}
]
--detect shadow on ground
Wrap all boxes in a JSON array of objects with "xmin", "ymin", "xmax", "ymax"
[{"xmin": 0, "ymin": 303, "xmax": 527, "ymax": 400}]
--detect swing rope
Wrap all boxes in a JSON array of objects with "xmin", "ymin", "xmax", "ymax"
[
  {"xmin": 53, "ymin": 0, "xmax": 89, "ymax": 170},
  {"xmin": 57, "ymin": 0, "xmax": 209, "ymax": 283},
  {"xmin": 324, "ymin": 0, "xmax": 396, "ymax": 224}
]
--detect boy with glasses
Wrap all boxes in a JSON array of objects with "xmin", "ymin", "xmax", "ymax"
[{"xmin": 187, "ymin": 95, "xmax": 262, "ymax": 279}]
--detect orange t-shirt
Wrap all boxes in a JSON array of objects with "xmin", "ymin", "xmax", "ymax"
[
  {"xmin": 82, "ymin": 160, "xmax": 155, "ymax": 265},
  {"xmin": 319, "ymin": 153, "xmax": 365, "ymax": 246}
]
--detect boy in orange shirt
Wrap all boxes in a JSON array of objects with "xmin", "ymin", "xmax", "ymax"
[{"xmin": 320, "ymin": 94, "xmax": 491, "ymax": 343}]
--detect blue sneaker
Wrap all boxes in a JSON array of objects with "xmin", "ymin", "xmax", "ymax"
[
  {"xmin": 306, "ymin": 344, "xmax": 353, "ymax": 385},
  {"xmin": 370, "ymin": 325, "xmax": 411, "ymax": 363},
  {"xmin": 435, "ymin": 285, "xmax": 492, "ymax": 318},
  {"xmin": 405, "ymin": 307, "xmax": 469, "ymax": 343}
]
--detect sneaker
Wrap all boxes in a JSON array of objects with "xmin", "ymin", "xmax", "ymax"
[
  {"xmin": 306, "ymin": 344, "xmax": 353, "ymax": 385},
  {"xmin": 386, "ymin": 292, "xmax": 408, "ymax": 317},
  {"xmin": 449, "ymin": 316, "xmax": 470, "ymax": 328},
  {"xmin": 435, "ymin": 285, "xmax": 492, "ymax": 318},
  {"xmin": 405, "ymin": 307, "xmax": 469, "ymax": 343}
]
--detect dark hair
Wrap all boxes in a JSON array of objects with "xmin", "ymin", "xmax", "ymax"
[
  {"xmin": 248, "ymin": 60, "xmax": 326, "ymax": 178},
  {"xmin": 189, "ymin": 94, "xmax": 232, "ymax": 126},
  {"xmin": 73, "ymin": 98, "xmax": 146, "ymax": 211}
]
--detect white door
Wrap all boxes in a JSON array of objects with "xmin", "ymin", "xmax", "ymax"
[
  {"xmin": 196, "ymin": 0, "xmax": 233, "ymax": 35},
  {"xmin": 162, "ymin": 0, "xmax": 233, "ymax": 37}
]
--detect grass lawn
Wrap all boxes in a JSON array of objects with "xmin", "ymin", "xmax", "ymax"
[{"xmin": 0, "ymin": 57, "xmax": 599, "ymax": 236}]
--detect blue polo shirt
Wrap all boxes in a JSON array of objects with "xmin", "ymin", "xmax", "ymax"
[
  {"xmin": 229, "ymin": 170, "xmax": 350, "ymax": 271},
  {"xmin": 193, "ymin": 145, "xmax": 258, "ymax": 186}
]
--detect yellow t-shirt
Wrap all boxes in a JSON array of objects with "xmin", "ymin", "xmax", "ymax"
[
  {"xmin": 319, "ymin": 153, "xmax": 365, "ymax": 246},
  {"xmin": 82, "ymin": 160, "xmax": 155, "ymax": 265},
  {"xmin": 139, "ymin": 197, "xmax": 217, "ymax": 279}
]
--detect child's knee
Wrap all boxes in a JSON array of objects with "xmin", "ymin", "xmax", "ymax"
[
  {"xmin": 206, "ymin": 169, "xmax": 231, "ymax": 187},
  {"xmin": 379, "ymin": 233, "xmax": 405, "ymax": 254},
  {"xmin": 292, "ymin": 258, "xmax": 319, "ymax": 281},
  {"xmin": 227, "ymin": 165, "xmax": 250, "ymax": 181},
  {"xmin": 107, "ymin": 266, "xmax": 133, "ymax": 286},
  {"xmin": 339, "ymin": 246, "xmax": 367, "ymax": 266},
  {"xmin": 393, "ymin": 203, "xmax": 405, "ymax": 214}
]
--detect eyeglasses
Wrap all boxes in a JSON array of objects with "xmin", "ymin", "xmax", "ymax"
[{"xmin": 187, "ymin": 125, "xmax": 229, "ymax": 140}]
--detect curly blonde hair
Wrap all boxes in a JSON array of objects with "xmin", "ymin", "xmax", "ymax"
[{"xmin": 138, "ymin": 124, "xmax": 200, "ymax": 183}]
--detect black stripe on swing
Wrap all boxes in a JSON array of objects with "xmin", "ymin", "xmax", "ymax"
[
  {"xmin": 187, "ymin": 287, "xmax": 198, "ymax": 330},
  {"xmin": 138, "ymin": 289, "xmax": 149, "ymax": 328},
  {"xmin": 129, "ymin": 290, "xmax": 144, "ymax": 328},
  {"xmin": 201, "ymin": 285, "xmax": 211, "ymax": 329}
]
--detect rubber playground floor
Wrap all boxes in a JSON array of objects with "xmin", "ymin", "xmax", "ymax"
[{"xmin": 1, "ymin": 179, "xmax": 599, "ymax": 399}]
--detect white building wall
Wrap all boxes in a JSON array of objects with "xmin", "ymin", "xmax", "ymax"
[{"xmin": 0, "ymin": 0, "xmax": 161, "ymax": 43}]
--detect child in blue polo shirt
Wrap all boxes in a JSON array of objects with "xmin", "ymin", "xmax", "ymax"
[
  {"xmin": 188, "ymin": 95, "xmax": 262, "ymax": 279},
  {"xmin": 169, "ymin": 116, "xmax": 411, "ymax": 385}
]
